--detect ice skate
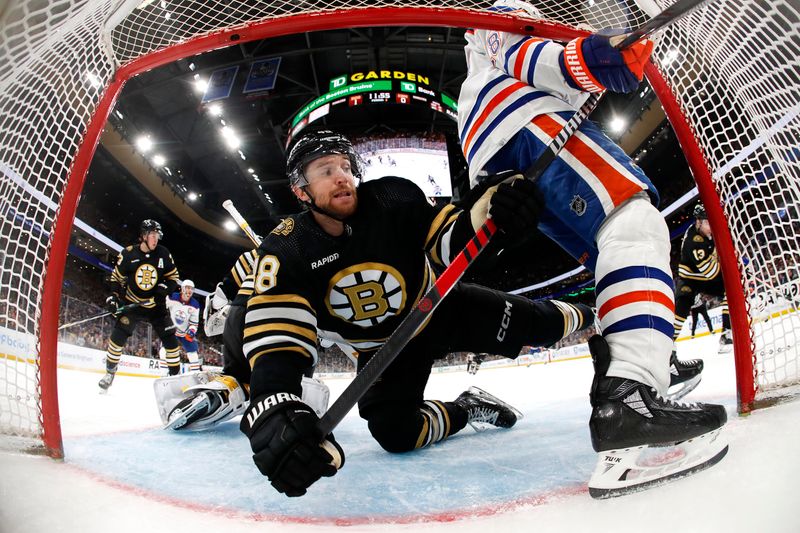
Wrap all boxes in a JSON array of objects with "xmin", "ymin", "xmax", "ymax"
[
  {"xmin": 667, "ymin": 351, "xmax": 703, "ymax": 401},
  {"xmin": 454, "ymin": 386, "xmax": 522, "ymax": 431},
  {"xmin": 718, "ymin": 330, "xmax": 733, "ymax": 353},
  {"xmin": 587, "ymin": 335, "xmax": 728, "ymax": 499},
  {"xmin": 98, "ymin": 368, "xmax": 116, "ymax": 393}
]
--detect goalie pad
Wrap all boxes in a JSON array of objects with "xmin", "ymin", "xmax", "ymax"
[
  {"xmin": 154, "ymin": 372, "xmax": 246, "ymax": 431},
  {"xmin": 154, "ymin": 373, "xmax": 328, "ymax": 429}
]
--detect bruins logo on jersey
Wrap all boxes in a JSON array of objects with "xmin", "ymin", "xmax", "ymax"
[
  {"xmin": 271, "ymin": 218, "xmax": 294, "ymax": 236},
  {"xmin": 325, "ymin": 263, "xmax": 407, "ymax": 327},
  {"xmin": 135, "ymin": 264, "xmax": 158, "ymax": 290},
  {"xmin": 693, "ymin": 235, "xmax": 705, "ymax": 242}
]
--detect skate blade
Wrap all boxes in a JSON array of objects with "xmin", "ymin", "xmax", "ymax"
[
  {"xmin": 666, "ymin": 375, "xmax": 701, "ymax": 401},
  {"xmin": 588, "ymin": 428, "xmax": 728, "ymax": 499},
  {"xmin": 467, "ymin": 386, "xmax": 525, "ymax": 420},
  {"xmin": 164, "ymin": 394, "xmax": 210, "ymax": 430}
]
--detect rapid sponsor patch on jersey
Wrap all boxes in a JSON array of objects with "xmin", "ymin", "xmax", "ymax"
[
  {"xmin": 312, "ymin": 253, "xmax": 339, "ymax": 269},
  {"xmin": 325, "ymin": 263, "xmax": 407, "ymax": 327}
]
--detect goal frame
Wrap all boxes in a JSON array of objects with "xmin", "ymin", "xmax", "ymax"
[{"xmin": 27, "ymin": 5, "xmax": 758, "ymax": 459}]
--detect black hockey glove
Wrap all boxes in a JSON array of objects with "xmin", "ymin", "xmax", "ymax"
[
  {"xmin": 240, "ymin": 393, "xmax": 345, "ymax": 497},
  {"xmin": 105, "ymin": 295, "xmax": 119, "ymax": 314},
  {"xmin": 155, "ymin": 282, "xmax": 171, "ymax": 296},
  {"xmin": 488, "ymin": 175, "xmax": 542, "ymax": 235}
]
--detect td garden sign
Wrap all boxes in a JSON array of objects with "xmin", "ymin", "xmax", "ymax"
[
  {"xmin": 329, "ymin": 70, "xmax": 432, "ymax": 89},
  {"xmin": 289, "ymin": 70, "xmax": 458, "ymax": 130}
]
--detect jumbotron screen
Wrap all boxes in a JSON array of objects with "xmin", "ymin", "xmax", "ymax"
[
  {"xmin": 353, "ymin": 134, "xmax": 452, "ymax": 198},
  {"xmin": 286, "ymin": 70, "xmax": 458, "ymax": 147}
]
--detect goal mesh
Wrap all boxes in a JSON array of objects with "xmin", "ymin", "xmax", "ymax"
[{"xmin": 0, "ymin": 0, "xmax": 797, "ymax": 455}]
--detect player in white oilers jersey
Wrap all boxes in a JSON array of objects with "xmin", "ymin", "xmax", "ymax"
[
  {"xmin": 459, "ymin": 0, "xmax": 727, "ymax": 497},
  {"xmin": 99, "ymin": 219, "xmax": 182, "ymax": 391},
  {"xmin": 165, "ymin": 279, "xmax": 202, "ymax": 372},
  {"xmin": 235, "ymin": 128, "xmax": 596, "ymax": 498}
]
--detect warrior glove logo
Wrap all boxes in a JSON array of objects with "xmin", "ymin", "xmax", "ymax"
[{"xmin": 326, "ymin": 263, "xmax": 407, "ymax": 327}]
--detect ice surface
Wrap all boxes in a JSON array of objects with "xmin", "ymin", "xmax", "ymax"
[{"xmin": 1, "ymin": 333, "xmax": 798, "ymax": 532}]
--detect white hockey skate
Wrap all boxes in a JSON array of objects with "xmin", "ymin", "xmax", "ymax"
[
  {"xmin": 718, "ymin": 330, "xmax": 733, "ymax": 353},
  {"xmin": 587, "ymin": 335, "xmax": 728, "ymax": 499}
]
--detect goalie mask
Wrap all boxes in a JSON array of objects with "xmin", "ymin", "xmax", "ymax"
[{"xmin": 286, "ymin": 129, "xmax": 364, "ymax": 188}]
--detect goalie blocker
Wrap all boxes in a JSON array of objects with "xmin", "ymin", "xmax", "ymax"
[{"xmin": 154, "ymin": 372, "xmax": 331, "ymax": 430}]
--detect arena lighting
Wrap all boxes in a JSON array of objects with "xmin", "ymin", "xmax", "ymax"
[
  {"xmin": 135, "ymin": 135, "xmax": 153, "ymax": 153},
  {"xmin": 152, "ymin": 154, "xmax": 165, "ymax": 166},
  {"xmin": 224, "ymin": 220, "xmax": 237, "ymax": 231},
  {"xmin": 187, "ymin": 192, "xmax": 198, "ymax": 201},
  {"xmin": 193, "ymin": 77, "xmax": 208, "ymax": 93},
  {"xmin": 609, "ymin": 117, "xmax": 627, "ymax": 134},
  {"xmin": 209, "ymin": 103, "xmax": 222, "ymax": 116},
  {"xmin": 220, "ymin": 126, "xmax": 240, "ymax": 150}
]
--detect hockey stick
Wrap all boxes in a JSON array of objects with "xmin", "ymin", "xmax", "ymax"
[
  {"xmin": 222, "ymin": 199, "xmax": 262, "ymax": 247},
  {"xmin": 317, "ymin": 0, "xmax": 717, "ymax": 436},
  {"xmin": 58, "ymin": 303, "xmax": 142, "ymax": 330}
]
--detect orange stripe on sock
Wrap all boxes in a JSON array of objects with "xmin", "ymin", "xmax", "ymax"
[{"xmin": 598, "ymin": 290, "xmax": 675, "ymax": 320}]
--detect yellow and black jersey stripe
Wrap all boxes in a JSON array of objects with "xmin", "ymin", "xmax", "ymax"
[
  {"xmin": 244, "ymin": 293, "xmax": 319, "ymax": 368},
  {"xmin": 231, "ymin": 249, "xmax": 259, "ymax": 288},
  {"xmin": 424, "ymin": 203, "xmax": 463, "ymax": 267}
]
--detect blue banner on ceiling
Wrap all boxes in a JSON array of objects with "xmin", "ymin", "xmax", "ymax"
[
  {"xmin": 243, "ymin": 57, "xmax": 281, "ymax": 94},
  {"xmin": 202, "ymin": 65, "xmax": 239, "ymax": 103}
]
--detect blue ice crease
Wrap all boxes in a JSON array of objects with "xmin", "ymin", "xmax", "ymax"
[{"xmin": 64, "ymin": 399, "xmax": 597, "ymax": 520}]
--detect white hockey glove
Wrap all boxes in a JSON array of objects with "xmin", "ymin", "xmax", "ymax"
[{"xmin": 203, "ymin": 283, "xmax": 231, "ymax": 337}]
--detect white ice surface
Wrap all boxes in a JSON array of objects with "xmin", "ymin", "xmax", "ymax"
[{"xmin": 2, "ymin": 333, "xmax": 799, "ymax": 533}]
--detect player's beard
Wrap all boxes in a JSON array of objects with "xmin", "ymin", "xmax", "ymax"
[{"xmin": 320, "ymin": 187, "xmax": 357, "ymax": 219}]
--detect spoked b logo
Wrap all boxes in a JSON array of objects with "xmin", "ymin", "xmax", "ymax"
[{"xmin": 326, "ymin": 263, "xmax": 407, "ymax": 327}]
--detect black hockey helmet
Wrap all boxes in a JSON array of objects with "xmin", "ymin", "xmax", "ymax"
[
  {"xmin": 693, "ymin": 203, "xmax": 707, "ymax": 220},
  {"xmin": 140, "ymin": 219, "xmax": 163, "ymax": 239},
  {"xmin": 286, "ymin": 128, "xmax": 364, "ymax": 187}
]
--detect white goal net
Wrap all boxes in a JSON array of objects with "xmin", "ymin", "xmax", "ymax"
[{"xmin": 1, "ymin": 0, "xmax": 798, "ymax": 456}]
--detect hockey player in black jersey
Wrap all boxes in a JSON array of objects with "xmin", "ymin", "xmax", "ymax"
[
  {"xmin": 669, "ymin": 204, "xmax": 732, "ymax": 398},
  {"xmin": 98, "ymin": 219, "xmax": 183, "ymax": 391},
  {"xmin": 238, "ymin": 129, "xmax": 597, "ymax": 497}
]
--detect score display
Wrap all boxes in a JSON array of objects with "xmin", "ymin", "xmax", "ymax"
[{"xmin": 287, "ymin": 72, "xmax": 458, "ymax": 145}]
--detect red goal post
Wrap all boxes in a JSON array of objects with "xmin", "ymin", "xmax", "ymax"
[{"xmin": 0, "ymin": 0, "xmax": 797, "ymax": 458}]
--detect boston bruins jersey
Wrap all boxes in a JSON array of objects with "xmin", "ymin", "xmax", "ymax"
[
  {"xmin": 677, "ymin": 225, "xmax": 720, "ymax": 282},
  {"xmin": 109, "ymin": 244, "xmax": 180, "ymax": 308},
  {"xmin": 220, "ymin": 248, "xmax": 258, "ymax": 306},
  {"xmin": 243, "ymin": 176, "xmax": 473, "ymax": 394}
]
